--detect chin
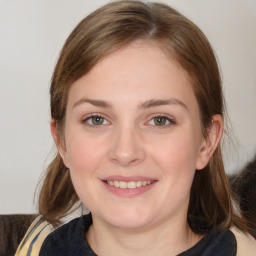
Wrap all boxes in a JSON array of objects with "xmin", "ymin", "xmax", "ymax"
[
  {"xmin": 101, "ymin": 208, "xmax": 154, "ymax": 230},
  {"xmin": 110, "ymin": 217, "xmax": 151, "ymax": 230}
]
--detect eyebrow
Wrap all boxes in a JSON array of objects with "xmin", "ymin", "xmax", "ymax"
[
  {"xmin": 72, "ymin": 98, "xmax": 112, "ymax": 108},
  {"xmin": 72, "ymin": 97, "xmax": 188, "ymax": 110},
  {"xmin": 139, "ymin": 99, "xmax": 188, "ymax": 110}
]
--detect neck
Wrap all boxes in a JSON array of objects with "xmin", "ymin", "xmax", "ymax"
[{"xmin": 86, "ymin": 214, "xmax": 203, "ymax": 256}]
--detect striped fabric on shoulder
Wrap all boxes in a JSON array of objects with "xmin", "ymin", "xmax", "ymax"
[{"xmin": 14, "ymin": 215, "xmax": 54, "ymax": 256}]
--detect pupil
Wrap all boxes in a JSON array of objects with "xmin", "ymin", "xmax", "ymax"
[
  {"xmin": 92, "ymin": 117, "xmax": 103, "ymax": 125},
  {"xmin": 155, "ymin": 117, "xmax": 166, "ymax": 125}
]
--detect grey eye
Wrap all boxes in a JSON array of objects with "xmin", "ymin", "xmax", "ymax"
[
  {"xmin": 91, "ymin": 116, "xmax": 105, "ymax": 125},
  {"xmin": 148, "ymin": 116, "xmax": 175, "ymax": 126},
  {"xmin": 84, "ymin": 116, "xmax": 109, "ymax": 126},
  {"xmin": 92, "ymin": 116, "xmax": 104, "ymax": 125},
  {"xmin": 153, "ymin": 117, "xmax": 168, "ymax": 126}
]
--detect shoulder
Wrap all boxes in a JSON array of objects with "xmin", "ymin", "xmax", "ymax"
[
  {"xmin": 39, "ymin": 214, "xmax": 92, "ymax": 256},
  {"xmin": 179, "ymin": 229, "xmax": 236, "ymax": 256},
  {"xmin": 45, "ymin": 215, "xmax": 84, "ymax": 240},
  {"xmin": 230, "ymin": 227, "xmax": 256, "ymax": 256},
  {"xmin": 14, "ymin": 215, "xmax": 54, "ymax": 256}
]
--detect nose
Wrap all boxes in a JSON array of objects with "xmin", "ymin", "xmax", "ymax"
[{"xmin": 108, "ymin": 125, "xmax": 146, "ymax": 167}]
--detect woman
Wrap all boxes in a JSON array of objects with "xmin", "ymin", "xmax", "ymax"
[{"xmin": 15, "ymin": 1, "xmax": 256, "ymax": 255}]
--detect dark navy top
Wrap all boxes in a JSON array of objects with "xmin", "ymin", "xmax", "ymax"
[{"xmin": 39, "ymin": 214, "xmax": 237, "ymax": 256}]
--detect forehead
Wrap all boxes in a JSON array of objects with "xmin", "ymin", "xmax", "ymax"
[{"xmin": 67, "ymin": 40, "xmax": 197, "ymax": 110}]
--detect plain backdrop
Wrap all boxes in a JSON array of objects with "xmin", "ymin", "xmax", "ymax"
[{"xmin": 0, "ymin": 0, "xmax": 256, "ymax": 214}]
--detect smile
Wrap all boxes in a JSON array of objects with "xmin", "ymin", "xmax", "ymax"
[{"xmin": 106, "ymin": 180, "xmax": 153, "ymax": 189}]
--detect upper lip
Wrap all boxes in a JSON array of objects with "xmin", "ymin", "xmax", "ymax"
[{"xmin": 101, "ymin": 176, "xmax": 157, "ymax": 182}]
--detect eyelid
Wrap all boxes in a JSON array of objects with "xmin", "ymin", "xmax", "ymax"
[
  {"xmin": 80, "ymin": 113, "xmax": 175, "ymax": 127},
  {"xmin": 146, "ymin": 114, "xmax": 176, "ymax": 126},
  {"xmin": 82, "ymin": 113, "xmax": 111, "ymax": 126}
]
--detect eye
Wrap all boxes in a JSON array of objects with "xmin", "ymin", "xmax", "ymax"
[
  {"xmin": 148, "ymin": 116, "xmax": 175, "ymax": 126},
  {"xmin": 83, "ymin": 115, "xmax": 109, "ymax": 126}
]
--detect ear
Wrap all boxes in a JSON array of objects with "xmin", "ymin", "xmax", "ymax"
[
  {"xmin": 196, "ymin": 114, "xmax": 223, "ymax": 170},
  {"xmin": 50, "ymin": 119, "xmax": 70, "ymax": 168}
]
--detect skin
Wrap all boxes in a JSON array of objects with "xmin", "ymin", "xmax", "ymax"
[{"xmin": 51, "ymin": 40, "xmax": 223, "ymax": 256}]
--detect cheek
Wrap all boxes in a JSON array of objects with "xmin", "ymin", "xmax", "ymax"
[
  {"xmin": 151, "ymin": 134, "xmax": 200, "ymax": 173},
  {"xmin": 148, "ymin": 131, "xmax": 201, "ymax": 200},
  {"xmin": 66, "ymin": 135, "xmax": 103, "ymax": 174},
  {"xmin": 64, "ymin": 134, "xmax": 108, "ymax": 209},
  {"xmin": 145, "ymin": 134, "xmax": 200, "ymax": 217}
]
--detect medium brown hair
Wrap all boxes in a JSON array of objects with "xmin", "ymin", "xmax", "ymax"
[{"xmin": 39, "ymin": 0, "xmax": 247, "ymax": 232}]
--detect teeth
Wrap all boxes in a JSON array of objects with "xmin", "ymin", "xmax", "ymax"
[
  {"xmin": 128, "ymin": 181, "xmax": 136, "ymax": 188},
  {"xmin": 107, "ymin": 180, "xmax": 153, "ymax": 189},
  {"xmin": 120, "ymin": 181, "xmax": 127, "ymax": 188},
  {"xmin": 114, "ymin": 181, "xmax": 119, "ymax": 187},
  {"xmin": 142, "ymin": 181, "xmax": 147, "ymax": 186}
]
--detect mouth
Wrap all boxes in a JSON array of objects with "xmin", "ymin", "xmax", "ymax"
[{"xmin": 104, "ymin": 180, "xmax": 154, "ymax": 189}]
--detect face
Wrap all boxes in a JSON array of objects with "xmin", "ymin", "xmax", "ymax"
[{"xmin": 56, "ymin": 41, "xmax": 212, "ymax": 230}]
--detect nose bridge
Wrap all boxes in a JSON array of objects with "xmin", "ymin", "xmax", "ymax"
[{"xmin": 109, "ymin": 122, "xmax": 145, "ymax": 166}]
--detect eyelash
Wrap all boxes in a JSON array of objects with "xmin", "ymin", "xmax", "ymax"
[
  {"xmin": 81, "ymin": 114, "xmax": 175, "ymax": 127},
  {"xmin": 82, "ymin": 114, "xmax": 110, "ymax": 126},
  {"xmin": 147, "ymin": 115, "xmax": 176, "ymax": 127}
]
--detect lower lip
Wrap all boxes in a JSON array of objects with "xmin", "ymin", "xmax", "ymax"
[{"xmin": 102, "ymin": 181, "xmax": 156, "ymax": 197}]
